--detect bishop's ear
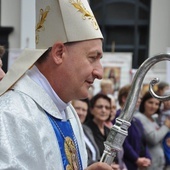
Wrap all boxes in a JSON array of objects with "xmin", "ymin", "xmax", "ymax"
[{"xmin": 51, "ymin": 42, "xmax": 65, "ymax": 64}]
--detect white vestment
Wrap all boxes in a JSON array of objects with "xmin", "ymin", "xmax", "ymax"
[{"xmin": 0, "ymin": 74, "xmax": 87, "ymax": 170}]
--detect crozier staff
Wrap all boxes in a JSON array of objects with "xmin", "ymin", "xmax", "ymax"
[{"xmin": 0, "ymin": 0, "xmax": 113, "ymax": 170}]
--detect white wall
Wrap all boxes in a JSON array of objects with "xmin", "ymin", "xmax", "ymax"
[
  {"xmin": 1, "ymin": 0, "xmax": 21, "ymax": 48},
  {"xmin": 148, "ymin": 0, "xmax": 170, "ymax": 82},
  {"xmin": 1, "ymin": 0, "xmax": 35, "ymax": 49},
  {"xmin": 20, "ymin": 0, "xmax": 35, "ymax": 49},
  {"xmin": 149, "ymin": 0, "xmax": 170, "ymax": 57}
]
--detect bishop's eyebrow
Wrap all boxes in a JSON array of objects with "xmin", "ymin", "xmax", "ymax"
[{"xmin": 89, "ymin": 50, "xmax": 103, "ymax": 58}]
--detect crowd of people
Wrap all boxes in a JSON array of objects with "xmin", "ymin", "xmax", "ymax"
[
  {"xmin": 0, "ymin": 0, "xmax": 170, "ymax": 170},
  {"xmin": 71, "ymin": 79, "xmax": 170, "ymax": 170},
  {"xmin": 1, "ymin": 42, "xmax": 170, "ymax": 169}
]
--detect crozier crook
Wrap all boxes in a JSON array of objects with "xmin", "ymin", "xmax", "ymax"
[
  {"xmin": 100, "ymin": 54, "xmax": 170, "ymax": 165},
  {"xmin": 149, "ymin": 77, "xmax": 170, "ymax": 101}
]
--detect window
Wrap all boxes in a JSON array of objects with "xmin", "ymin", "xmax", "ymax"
[{"xmin": 90, "ymin": 0, "xmax": 151, "ymax": 68}]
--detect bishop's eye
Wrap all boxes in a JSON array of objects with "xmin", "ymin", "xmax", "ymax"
[{"xmin": 89, "ymin": 55, "xmax": 98, "ymax": 62}]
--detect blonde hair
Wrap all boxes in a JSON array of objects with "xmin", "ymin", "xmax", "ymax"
[{"xmin": 100, "ymin": 78, "xmax": 113, "ymax": 88}]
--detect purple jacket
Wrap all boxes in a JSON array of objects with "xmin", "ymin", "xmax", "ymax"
[{"xmin": 113, "ymin": 109, "xmax": 151, "ymax": 170}]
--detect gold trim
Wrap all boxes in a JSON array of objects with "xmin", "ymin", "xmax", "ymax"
[
  {"xmin": 36, "ymin": 6, "xmax": 50, "ymax": 44},
  {"xmin": 65, "ymin": 137, "xmax": 79, "ymax": 170},
  {"xmin": 70, "ymin": 0, "xmax": 99, "ymax": 30}
]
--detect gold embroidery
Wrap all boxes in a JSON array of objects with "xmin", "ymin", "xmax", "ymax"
[
  {"xmin": 65, "ymin": 137, "xmax": 79, "ymax": 170},
  {"xmin": 70, "ymin": 0, "xmax": 99, "ymax": 30},
  {"xmin": 36, "ymin": 6, "xmax": 50, "ymax": 44}
]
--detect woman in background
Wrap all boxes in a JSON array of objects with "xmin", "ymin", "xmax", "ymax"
[
  {"xmin": 72, "ymin": 99, "xmax": 100, "ymax": 165},
  {"xmin": 85, "ymin": 93, "xmax": 121, "ymax": 170},
  {"xmin": 105, "ymin": 94, "xmax": 117, "ymax": 128},
  {"xmin": 135, "ymin": 91, "xmax": 170, "ymax": 170},
  {"xmin": 85, "ymin": 93, "xmax": 111, "ymax": 157},
  {"xmin": 113, "ymin": 85, "xmax": 151, "ymax": 170},
  {"xmin": 72, "ymin": 98, "xmax": 120, "ymax": 170}
]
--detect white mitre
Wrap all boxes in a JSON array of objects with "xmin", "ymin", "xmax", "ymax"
[{"xmin": 0, "ymin": 0, "xmax": 103, "ymax": 95}]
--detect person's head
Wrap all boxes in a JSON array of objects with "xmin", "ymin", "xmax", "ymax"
[
  {"xmin": 107, "ymin": 94, "xmax": 117, "ymax": 121},
  {"xmin": 90, "ymin": 93, "xmax": 111, "ymax": 123},
  {"xmin": 157, "ymin": 81, "xmax": 169, "ymax": 96},
  {"xmin": 162, "ymin": 89, "xmax": 170, "ymax": 111},
  {"xmin": 34, "ymin": 0, "xmax": 104, "ymax": 102},
  {"xmin": 72, "ymin": 99, "xmax": 89, "ymax": 123},
  {"xmin": 117, "ymin": 84, "xmax": 142, "ymax": 111},
  {"xmin": 100, "ymin": 78, "xmax": 114, "ymax": 95},
  {"xmin": 0, "ymin": 45, "xmax": 5, "ymax": 80},
  {"xmin": 139, "ymin": 91, "xmax": 161, "ymax": 117},
  {"xmin": 118, "ymin": 84, "xmax": 131, "ymax": 108}
]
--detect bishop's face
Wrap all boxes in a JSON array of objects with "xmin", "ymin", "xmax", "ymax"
[{"xmin": 57, "ymin": 39, "xmax": 103, "ymax": 102}]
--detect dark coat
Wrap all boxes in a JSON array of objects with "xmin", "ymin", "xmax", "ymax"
[
  {"xmin": 112, "ymin": 109, "xmax": 151, "ymax": 170},
  {"xmin": 123, "ymin": 117, "xmax": 151, "ymax": 170},
  {"xmin": 85, "ymin": 120, "xmax": 110, "ymax": 157}
]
